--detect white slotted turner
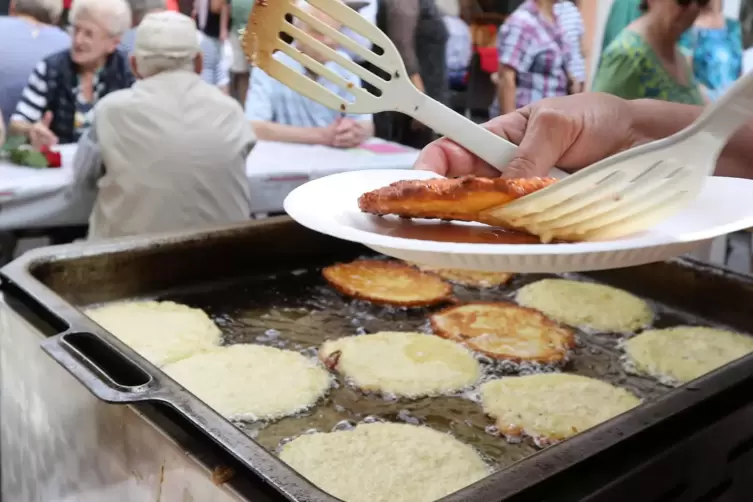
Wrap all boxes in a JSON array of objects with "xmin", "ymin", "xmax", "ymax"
[
  {"xmin": 484, "ymin": 72, "xmax": 753, "ymax": 242},
  {"xmin": 244, "ymin": 0, "xmax": 525, "ymax": 173}
]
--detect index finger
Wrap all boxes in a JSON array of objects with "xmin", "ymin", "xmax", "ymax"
[
  {"xmin": 413, "ymin": 112, "xmax": 529, "ymax": 178},
  {"xmin": 43, "ymin": 128, "xmax": 59, "ymax": 145},
  {"xmin": 414, "ymin": 137, "xmax": 505, "ymax": 178}
]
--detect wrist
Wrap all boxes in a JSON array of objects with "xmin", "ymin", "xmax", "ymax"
[
  {"xmin": 316, "ymin": 126, "xmax": 333, "ymax": 146},
  {"xmin": 627, "ymin": 98, "xmax": 703, "ymax": 145}
]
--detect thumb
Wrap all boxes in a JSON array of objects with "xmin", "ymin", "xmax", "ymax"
[
  {"xmin": 42, "ymin": 111, "xmax": 53, "ymax": 127},
  {"xmin": 501, "ymin": 112, "xmax": 567, "ymax": 179}
]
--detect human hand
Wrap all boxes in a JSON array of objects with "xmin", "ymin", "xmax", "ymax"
[
  {"xmin": 414, "ymin": 93, "xmax": 646, "ymax": 179},
  {"xmin": 332, "ymin": 118, "xmax": 368, "ymax": 148},
  {"xmin": 29, "ymin": 111, "xmax": 58, "ymax": 150}
]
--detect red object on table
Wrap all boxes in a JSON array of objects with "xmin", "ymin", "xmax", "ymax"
[
  {"xmin": 40, "ymin": 146, "xmax": 62, "ymax": 168},
  {"xmin": 63, "ymin": 0, "xmax": 73, "ymax": 8},
  {"xmin": 475, "ymin": 46, "xmax": 499, "ymax": 74}
]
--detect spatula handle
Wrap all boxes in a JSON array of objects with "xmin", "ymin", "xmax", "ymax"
[{"xmin": 407, "ymin": 93, "xmax": 519, "ymax": 172}]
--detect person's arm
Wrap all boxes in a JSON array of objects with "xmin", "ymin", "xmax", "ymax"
[
  {"xmin": 628, "ymin": 98, "xmax": 753, "ymax": 178},
  {"xmin": 251, "ymin": 121, "xmax": 332, "ymax": 144},
  {"xmin": 497, "ymin": 64, "xmax": 517, "ymax": 115},
  {"xmin": 219, "ymin": 2, "xmax": 230, "ymax": 41},
  {"xmin": 245, "ymin": 69, "xmax": 331, "ymax": 144},
  {"xmin": 495, "ymin": 19, "xmax": 533, "ymax": 114},
  {"xmin": 385, "ymin": 0, "xmax": 423, "ymax": 90},
  {"xmin": 9, "ymin": 61, "xmax": 51, "ymax": 138},
  {"xmin": 72, "ymin": 115, "xmax": 104, "ymax": 189}
]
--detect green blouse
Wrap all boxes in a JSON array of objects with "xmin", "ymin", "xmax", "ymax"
[{"xmin": 593, "ymin": 30, "xmax": 704, "ymax": 106}]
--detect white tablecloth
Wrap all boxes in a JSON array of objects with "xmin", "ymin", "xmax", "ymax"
[{"xmin": 0, "ymin": 140, "xmax": 419, "ymax": 231}]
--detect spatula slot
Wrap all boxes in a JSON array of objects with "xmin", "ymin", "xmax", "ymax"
[
  {"xmin": 273, "ymin": 41, "xmax": 359, "ymax": 104},
  {"xmin": 288, "ymin": 0, "xmax": 388, "ymax": 69},
  {"xmin": 278, "ymin": 12, "xmax": 390, "ymax": 93}
]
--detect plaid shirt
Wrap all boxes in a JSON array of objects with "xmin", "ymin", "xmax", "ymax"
[
  {"xmin": 494, "ymin": 0, "xmax": 571, "ymax": 113},
  {"xmin": 554, "ymin": 0, "xmax": 586, "ymax": 83}
]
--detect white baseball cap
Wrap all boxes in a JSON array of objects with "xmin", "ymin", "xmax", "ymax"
[{"xmin": 134, "ymin": 11, "xmax": 200, "ymax": 59}]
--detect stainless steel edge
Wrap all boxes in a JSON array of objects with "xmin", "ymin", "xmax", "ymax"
[
  {"xmin": 39, "ymin": 333, "xmax": 157, "ymax": 404},
  {"xmin": 0, "ymin": 221, "xmax": 344, "ymax": 502}
]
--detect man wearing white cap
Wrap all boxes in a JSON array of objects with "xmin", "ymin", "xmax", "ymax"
[{"xmin": 72, "ymin": 10, "xmax": 254, "ymax": 240}]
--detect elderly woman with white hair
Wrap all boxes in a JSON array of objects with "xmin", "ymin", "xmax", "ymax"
[
  {"xmin": 72, "ymin": 10, "xmax": 254, "ymax": 240},
  {"xmin": 0, "ymin": 0, "xmax": 71, "ymax": 129},
  {"xmin": 9, "ymin": 0, "xmax": 135, "ymax": 148}
]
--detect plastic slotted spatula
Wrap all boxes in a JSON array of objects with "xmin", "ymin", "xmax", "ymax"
[
  {"xmin": 243, "ymin": 0, "xmax": 519, "ymax": 172},
  {"xmin": 482, "ymin": 71, "xmax": 753, "ymax": 242}
]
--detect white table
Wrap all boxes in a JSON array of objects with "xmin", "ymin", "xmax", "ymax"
[{"xmin": 0, "ymin": 139, "xmax": 419, "ymax": 231}]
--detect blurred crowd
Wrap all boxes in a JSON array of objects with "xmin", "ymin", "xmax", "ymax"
[{"xmin": 0, "ymin": 0, "xmax": 746, "ymax": 241}]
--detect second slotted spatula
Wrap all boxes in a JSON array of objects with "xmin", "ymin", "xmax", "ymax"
[{"xmin": 242, "ymin": 0, "xmax": 522, "ymax": 172}]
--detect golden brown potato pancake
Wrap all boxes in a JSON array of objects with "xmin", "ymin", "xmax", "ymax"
[
  {"xmin": 358, "ymin": 176, "xmax": 556, "ymax": 229},
  {"xmin": 323, "ymin": 260, "xmax": 453, "ymax": 307},
  {"xmin": 410, "ymin": 263, "xmax": 513, "ymax": 288},
  {"xmin": 430, "ymin": 302, "xmax": 575, "ymax": 364},
  {"xmin": 481, "ymin": 374, "xmax": 641, "ymax": 447}
]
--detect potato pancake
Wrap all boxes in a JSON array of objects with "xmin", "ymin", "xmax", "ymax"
[
  {"xmin": 411, "ymin": 263, "xmax": 513, "ymax": 288},
  {"xmin": 319, "ymin": 332, "xmax": 481, "ymax": 398},
  {"xmin": 323, "ymin": 260, "xmax": 453, "ymax": 307},
  {"xmin": 278, "ymin": 423, "xmax": 490, "ymax": 502},
  {"xmin": 163, "ymin": 344, "xmax": 332, "ymax": 421},
  {"xmin": 623, "ymin": 326, "xmax": 753, "ymax": 386},
  {"xmin": 516, "ymin": 279, "xmax": 653, "ymax": 333},
  {"xmin": 358, "ymin": 176, "xmax": 555, "ymax": 229},
  {"xmin": 430, "ymin": 302, "xmax": 575, "ymax": 364},
  {"xmin": 85, "ymin": 301, "xmax": 222, "ymax": 367},
  {"xmin": 481, "ymin": 373, "xmax": 640, "ymax": 446}
]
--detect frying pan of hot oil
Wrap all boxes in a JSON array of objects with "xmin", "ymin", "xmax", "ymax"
[{"xmin": 165, "ymin": 268, "xmax": 675, "ymax": 471}]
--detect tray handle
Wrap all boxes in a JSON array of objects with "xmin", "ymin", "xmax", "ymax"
[{"xmin": 41, "ymin": 332, "xmax": 158, "ymax": 404}]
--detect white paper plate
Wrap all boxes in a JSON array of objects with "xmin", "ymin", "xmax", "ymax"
[{"xmin": 284, "ymin": 169, "xmax": 753, "ymax": 273}]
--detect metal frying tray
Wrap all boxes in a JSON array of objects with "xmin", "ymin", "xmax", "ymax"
[{"xmin": 2, "ymin": 217, "xmax": 753, "ymax": 502}]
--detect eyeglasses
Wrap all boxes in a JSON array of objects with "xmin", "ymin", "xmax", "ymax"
[{"xmin": 676, "ymin": 0, "xmax": 711, "ymax": 7}]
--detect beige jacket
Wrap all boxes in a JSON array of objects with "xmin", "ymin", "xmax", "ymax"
[{"xmin": 74, "ymin": 70, "xmax": 254, "ymax": 240}]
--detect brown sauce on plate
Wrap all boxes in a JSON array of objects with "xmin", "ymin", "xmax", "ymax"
[{"xmin": 360, "ymin": 217, "xmax": 550, "ymax": 244}]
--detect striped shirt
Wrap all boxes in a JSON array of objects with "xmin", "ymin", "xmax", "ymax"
[
  {"xmin": 0, "ymin": 17, "xmax": 70, "ymax": 125},
  {"xmin": 443, "ymin": 15, "xmax": 472, "ymax": 73},
  {"xmin": 492, "ymin": 0, "xmax": 571, "ymax": 114},
  {"xmin": 11, "ymin": 59, "xmax": 103, "ymax": 140},
  {"xmin": 245, "ymin": 50, "xmax": 372, "ymax": 126},
  {"xmin": 554, "ymin": 0, "xmax": 586, "ymax": 83}
]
